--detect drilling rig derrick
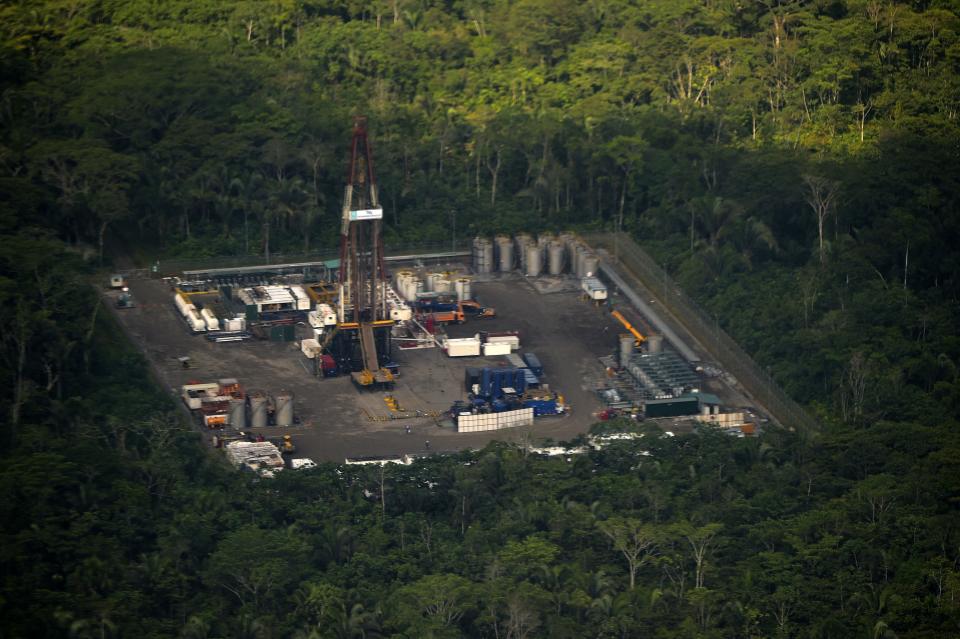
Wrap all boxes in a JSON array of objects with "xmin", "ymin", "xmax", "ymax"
[{"xmin": 331, "ymin": 116, "xmax": 395, "ymax": 388}]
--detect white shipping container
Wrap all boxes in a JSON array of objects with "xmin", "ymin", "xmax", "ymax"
[
  {"xmin": 486, "ymin": 335, "xmax": 520, "ymax": 351},
  {"xmin": 446, "ymin": 337, "xmax": 481, "ymax": 357},
  {"xmin": 483, "ymin": 342, "xmax": 512, "ymax": 356}
]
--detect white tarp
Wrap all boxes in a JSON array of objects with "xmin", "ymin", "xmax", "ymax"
[{"xmin": 457, "ymin": 407, "xmax": 534, "ymax": 433}]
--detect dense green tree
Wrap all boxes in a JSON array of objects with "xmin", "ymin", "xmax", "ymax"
[{"xmin": 1, "ymin": 1, "xmax": 959, "ymax": 637}]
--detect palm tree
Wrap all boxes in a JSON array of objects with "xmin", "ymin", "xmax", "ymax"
[
  {"xmin": 331, "ymin": 602, "xmax": 381, "ymax": 639},
  {"xmin": 689, "ymin": 195, "xmax": 745, "ymax": 248}
]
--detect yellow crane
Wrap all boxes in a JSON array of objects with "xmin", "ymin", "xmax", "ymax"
[{"xmin": 611, "ymin": 310, "xmax": 646, "ymax": 345}]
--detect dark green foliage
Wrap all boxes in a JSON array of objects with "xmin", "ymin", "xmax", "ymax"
[{"xmin": 1, "ymin": 1, "xmax": 959, "ymax": 637}]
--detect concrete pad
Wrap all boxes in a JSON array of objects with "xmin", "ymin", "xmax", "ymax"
[{"xmin": 112, "ymin": 274, "xmax": 622, "ymax": 463}]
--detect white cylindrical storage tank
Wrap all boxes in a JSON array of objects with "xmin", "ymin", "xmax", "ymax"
[
  {"xmin": 404, "ymin": 278, "xmax": 422, "ymax": 302},
  {"xmin": 583, "ymin": 253, "xmax": 599, "ymax": 277},
  {"xmin": 525, "ymin": 245, "xmax": 542, "ymax": 277},
  {"xmin": 455, "ymin": 278, "xmax": 472, "ymax": 301},
  {"xmin": 559, "ymin": 233, "xmax": 575, "ymax": 251},
  {"xmin": 497, "ymin": 237, "xmax": 514, "ymax": 272},
  {"xmin": 547, "ymin": 242, "xmax": 565, "ymax": 275},
  {"xmin": 576, "ymin": 247, "xmax": 590, "ymax": 277},
  {"xmin": 572, "ymin": 245, "xmax": 584, "ymax": 277},
  {"xmin": 563, "ymin": 235, "xmax": 578, "ymax": 267},
  {"xmin": 473, "ymin": 237, "xmax": 494, "ymax": 274},
  {"xmin": 646, "ymin": 334, "xmax": 664, "ymax": 354},
  {"xmin": 425, "ymin": 272, "xmax": 442, "ymax": 293},
  {"xmin": 619, "ymin": 335, "xmax": 634, "ymax": 369},
  {"xmin": 515, "ymin": 234, "xmax": 532, "ymax": 270},
  {"xmin": 515, "ymin": 233, "xmax": 532, "ymax": 254},
  {"xmin": 249, "ymin": 392, "xmax": 268, "ymax": 429},
  {"xmin": 229, "ymin": 398, "xmax": 246, "ymax": 429},
  {"xmin": 395, "ymin": 270, "xmax": 413, "ymax": 290},
  {"xmin": 482, "ymin": 241, "xmax": 494, "ymax": 273},
  {"xmin": 435, "ymin": 278, "xmax": 453, "ymax": 294},
  {"xmin": 275, "ymin": 390, "xmax": 294, "ymax": 427}
]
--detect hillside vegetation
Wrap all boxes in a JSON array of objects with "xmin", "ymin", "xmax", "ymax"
[{"xmin": 1, "ymin": 1, "xmax": 958, "ymax": 637}]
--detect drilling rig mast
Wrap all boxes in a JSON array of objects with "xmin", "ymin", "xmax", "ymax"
[{"xmin": 330, "ymin": 116, "xmax": 395, "ymax": 388}]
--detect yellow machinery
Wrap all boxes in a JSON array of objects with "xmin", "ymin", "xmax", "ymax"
[
  {"xmin": 305, "ymin": 282, "xmax": 338, "ymax": 305},
  {"xmin": 611, "ymin": 310, "xmax": 645, "ymax": 345}
]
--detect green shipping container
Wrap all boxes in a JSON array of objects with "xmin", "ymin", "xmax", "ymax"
[
  {"xmin": 270, "ymin": 325, "xmax": 286, "ymax": 341},
  {"xmin": 245, "ymin": 304, "xmax": 258, "ymax": 321},
  {"xmin": 644, "ymin": 396, "xmax": 699, "ymax": 418}
]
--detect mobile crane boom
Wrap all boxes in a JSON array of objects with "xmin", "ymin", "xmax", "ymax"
[{"xmin": 611, "ymin": 310, "xmax": 645, "ymax": 345}]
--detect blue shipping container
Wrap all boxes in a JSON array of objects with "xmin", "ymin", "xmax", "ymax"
[
  {"xmin": 478, "ymin": 367, "xmax": 527, "ymax": 399},
  {"xmin": 522, "ymin": 369, "xmax": 540, "ymax": 388},
  {"xmin": 521, "ymin": 352, "xmax": 543, "ymax": 376}
]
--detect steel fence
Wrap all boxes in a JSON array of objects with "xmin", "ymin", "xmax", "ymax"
[
  {"xmin": 153, "ymin": 240, "xmax": 472, "ymax": 277},
  {"xmin": 585, "ymin": 232, "xmax": 818, "ymax": 433}
]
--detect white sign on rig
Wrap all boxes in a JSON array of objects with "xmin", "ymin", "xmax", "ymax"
[{"xmin": 349, "ymin": 207, "xmax": 383, "ymax": 221}]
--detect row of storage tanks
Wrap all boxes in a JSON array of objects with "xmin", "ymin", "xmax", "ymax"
[
  {"xmin": 472, "ymin": 234, "xmax": 600, "ymax": 278},
  {"xmin": 228, "ymin": 390, "xmax": 295, "ymax": 429},
  {"xmin": 393, "ymin": 270, "xmax": 473, "ymax": 303}
]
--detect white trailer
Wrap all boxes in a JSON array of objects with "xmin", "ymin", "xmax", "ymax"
[
  {"xmin": 581, "ymin": 276, "xmax": 608, "ymax": 301},
  {"xmin": 186, "ymin": 308, "xmax": 207, "ymax": 332},
  {"xmin": 201, "ymin": 307, "xmax": 220, "ymax": 331}
]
